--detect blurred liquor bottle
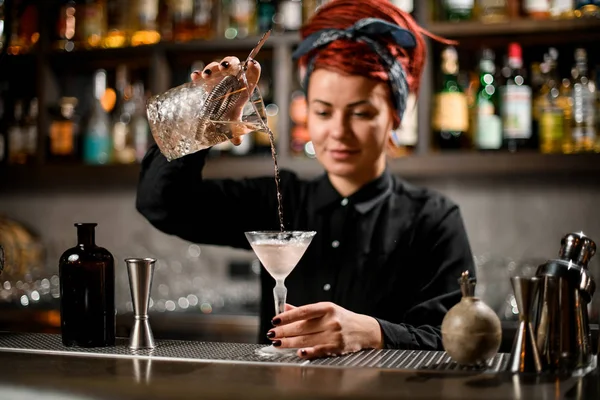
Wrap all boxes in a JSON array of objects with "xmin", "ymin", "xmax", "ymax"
[
  {"xmin": 7, "ymin": 0, "xmax": 38, "ymax": 54},
  {"xmin": 171, "ymin": 0, "xmax": 194, "ymax": 41},
  {"xmin": 574, "ymin": 0, "xmax": 600, "ymax": 17},
  {"xmin": 24, "ymin": 98, "xmax": 38, "ymax": 164},
  {"xmin": 474, "ymin": 48, "xmax": 502, "ymax": 151},
  {"xmin": 303, "ymin": 0, "xmax": 330, "ymax": 24},
  {"xmin": 433, "ymin": 46, "xmax": 470, "ymax": 150},
  {"xmin": 56, "ymin": 0, "xmax": 78, "ymax": 51},
  {"xmin": 7, "ymin": 100, "xmax": 25, "ymax": 165},
  {"xmin": 131, "ymin": 0, "xmax": 161, "ymax": 45},
  {"xmin": 76, "ymin": 0, "xmax": 106, "ymax": 49},
  {"xmin": 523, "ymin": 0, "xmax": 551, "ymax": 19},
  {"xmin": 537, "ymin": 49, "xmax": 567, "ymax": 154},
  {"xmin": 48, "ymin": 97, "xmax": 80, "ymax": 162},
  {"xmin": 476, "ymin": 0, "xmax": 509, "ymax": 22},
  {"xmin": 83, "ymin": 70, "xmax": 112, "ymax": 165},
  {"xmin": 221, "ymin": 0, "xmax": 256, "ymax": 39},
  {"xmin": 389, "ymin": 93, "xmax": 418, "ymax": 157},
  {"xmin": 257, "ymin": 0, "xmax": 276, "ymax": 33},
  {"xmin": 0, "ymin": 0, "xmax": 5, "ymax": 53},
  {"xmin": 500, "ymin": 43, "xmax": 533, "ymax": 152},
  {"xmin": 443, "ymin": 0, "xmax": 474, "ymax": 21},
  {"xmin": 550, "ymin": 0, "xmax": 575, "ymax": 18},
  {"xmin": 192, "ymin": 0, "xmax": 215, "ymax": 39},
  {"xmin": 570, "ymin": 48, "xmax": 596, "ymax": 153},
  {"xmin": 112, "ymin": 65, "xmax": 137, "ymax": 163},
  {"xmin": 103, "ymin": 0, "xmax": 130, "ymax": 48},
  {"xmin": 280, "ymin": 0, "xmax": 303, "ymax": 31}
]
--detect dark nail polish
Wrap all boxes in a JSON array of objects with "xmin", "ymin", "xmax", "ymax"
[
  {"xmin": 272, "ymin": 318, "xmax": 281, "ymax": 326},
  {"xmin": 266, "ymin": 331, "xmax": 275, "ymax": 339},
  {"xmin": 273, "ymin": 340, "xmax": 282, "ymax": 347},
  {"xmin": 250, "ymin": 59, "xmax": 257, "ymax": 65},
  {"xmin": 220, "ymin": 61, "xmax": 230, "ymax": 68},
  {"xmin": 300, "ymin": 349, "xmax": 307, "ymax": 356},
  {"xmin": 203, "ymin": 69, "xmax": 212, "ymax": 76}
]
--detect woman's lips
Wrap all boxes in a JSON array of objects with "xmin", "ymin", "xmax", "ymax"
[{"xmin": 328, "ymin": 149, "xmax": 359, "ymax": 161}]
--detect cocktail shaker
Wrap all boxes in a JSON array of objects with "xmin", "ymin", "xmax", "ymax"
[
  {"xmin": 533, "ymin": 232, "xmax": 596, "ymax": 372},
  {"xmin": 125, "ymin": 258, "xmax": 156, "ymax": 350}
]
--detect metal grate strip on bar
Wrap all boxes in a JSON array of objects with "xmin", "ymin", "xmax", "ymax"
[{"xmin": 0, "ymin": 332, "xmax": 507, "ymax": 373}]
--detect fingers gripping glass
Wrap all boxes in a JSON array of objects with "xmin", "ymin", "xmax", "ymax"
[{"xmin": 146, "ymin": 31, "xmax": 272, "ymax": 161}]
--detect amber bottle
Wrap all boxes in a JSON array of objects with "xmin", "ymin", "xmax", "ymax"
[{"xmin": 59, "ymin": 223, "xmax": 115, "ymax": 347}]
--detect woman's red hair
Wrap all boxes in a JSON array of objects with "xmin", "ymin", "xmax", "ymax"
[{"xmin": 298, "ymin": 0, "xmax": 448, "ymax": 127}]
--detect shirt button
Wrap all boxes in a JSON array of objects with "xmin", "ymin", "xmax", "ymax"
[
  {"xmin": 331, "ymin": 240, "xmax": 340, "ymax": 248},
  {"xmin": 341, "ymin": 198, "xmax": 348, "ymax": 206},
  {"xmin": 323, "ymin": 283, "xmax": 331, "ymax": 291}
]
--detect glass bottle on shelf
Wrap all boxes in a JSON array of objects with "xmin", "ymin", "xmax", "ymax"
[
  {"xmin": 538, "ymin": 50, "xmax": 566, "ymax": 154},
  {"xmin": 258, "ymin": 0, "xmax": 276, "ymax": 33},
  {"xmin": 24, "ymin": 98, "xmax": 38, "ymax": 164},
  {"xmin": 48, "ymin": 97, "xmax": 79, "ymax": 162},
  {"xmin": 303, "ymin": 0, "xmax": 330, "ymax": 25},
  {"xmin": 475, "ymin": 48, "xmax": 502, "ymax": 151},
  {"xmin": 280, "ymin": 0, "xmax": 303, "ymax": 31},
  {"xmin": 59, "ymin": 223, "xmax": 115, "ymax": 348},
  {"xmin": 222, "ymin": 0, "xmax": 256, "ymax": 39},
  {"xmin": 7, "ymin": 0, "xmax": 38, "ymax": 55},
  {"xmin": 389, "ymin": 93, "xmax": 418, "ymax": 157},
  {"xmin": 523, "ymin": 0, "xmax": 551, "ymax": 19},
  {"xmin": 171, "ymin": 0, "xmax": 194, "ymax": 41},
  {"xmin": 111, "ymin": 65, "xmax": 136, "ymax": 164},
  {"xmin": 83, "ymin": 69, "xmax": 111, "ymax": 165},
  {"xmin": 570, "ymin": 48, "xmax": 596, "ymax": 153},
  {"xmin": 558, "ymin": 78, "xmax": 574, "ymax": 153},
  {"xmin": 56, "ymin": 0, "xmax": 78, "ymax": 52},
  {"xmin": 7, "ymin": 100, "xmax": 25, "ymax": 165},
  {"xmin": 550, "ymin": 0, "xmax": 575, "ymax": 18},
  {"xmin": 131, "ymin": 0, "xmax": 161, "ymax": 46},
  {"xmin": 432, "ymin": 46, "xmax": 470, "ymax": 150},
  {"xmin": 130, "ymin": 81, "xmax": 150, "ymax": 162},
  {"xmin": 574, "ymin": 0, "xmax": 600, "ymax": 17},
  {"xmin": 477, "ymin": 0, "xmax": 509, "ymax": 22},
  {"xmin": 443, "ymin": 0, "xmax": 475, "ymax": 21},
  {"xmin": 76, "ymin": 0, "xmax": 106, "ymax": 49},
  {"xmin": 500, "ymin": 43, "xmax": 533, "ymax": 152},
  {"xmin": 193, "ymin": 0, "xmax": 214, "ymax": 39},
  {"xmin": 0, "ymin": 0, "xmax": 5, "ymax": 53},
  {"xmin": 103, "ymin": 0, "xmax": 129, "ymax": 48}
]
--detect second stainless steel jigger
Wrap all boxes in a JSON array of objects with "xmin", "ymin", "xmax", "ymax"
[
  {"xmin": 507, "ymin": 276, "xmax": 542, "ymax": 373},
  {"xmin": 126, "ymin": 258, "xmax": 156, "ymax": 350}
]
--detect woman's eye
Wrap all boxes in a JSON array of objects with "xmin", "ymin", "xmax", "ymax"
[
  {"xmin": 353, "ymin": 111, "xmax": 371, "ymax": 118},
  {"xmin": 314, "ymin": 110, "xmax": 330, "ymax": 117}
]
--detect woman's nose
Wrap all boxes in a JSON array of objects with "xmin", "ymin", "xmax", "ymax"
[{"xmin": 328, "ymin": 115, "xmax": 349, "ymax": 139}]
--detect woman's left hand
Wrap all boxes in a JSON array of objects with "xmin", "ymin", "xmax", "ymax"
[{"xmin": 267, "ymin": 302, "xmax": 384, "ymax": 359}]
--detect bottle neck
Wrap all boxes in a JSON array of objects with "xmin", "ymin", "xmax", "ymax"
[{"xmin": 76, "ymin": 225, "xmax": 96, "ymax": 246}]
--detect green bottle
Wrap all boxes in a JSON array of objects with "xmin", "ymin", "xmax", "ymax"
[{"xmin": 475, "ymin": 48, "xmax": 502, "ymax": 150}]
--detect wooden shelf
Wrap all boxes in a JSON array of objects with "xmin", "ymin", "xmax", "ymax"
[
  {"xmin": 2, "ymin": 152, "xmax": 599, "ymax": 192},
  {"xmin": 426, "ymin": 17, "xmax": 600, "ymax": 39}
]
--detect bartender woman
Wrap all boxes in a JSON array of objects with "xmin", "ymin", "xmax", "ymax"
[{"xmin": 136, "ymin": 0, "xmax": 475, "ymax": 359}]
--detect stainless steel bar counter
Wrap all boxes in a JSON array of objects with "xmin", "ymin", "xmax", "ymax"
[{"xmin": 0, "ymin": 332, "xmax": 597, "ymax": 399}]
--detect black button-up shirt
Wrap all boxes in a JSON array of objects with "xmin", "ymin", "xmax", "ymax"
[{"xmin": 136, "ymin": 145, "xmax": 476, "ymax": 350}]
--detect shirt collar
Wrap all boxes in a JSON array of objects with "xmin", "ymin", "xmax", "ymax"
[{"xmin": 313, "ymin": 168, "xmax": 393, "ymax": 214}]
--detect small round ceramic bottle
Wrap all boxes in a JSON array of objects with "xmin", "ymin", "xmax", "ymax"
[{"xmin": 441, "ymin": 271, "xmax": 502, "ymax": 366}]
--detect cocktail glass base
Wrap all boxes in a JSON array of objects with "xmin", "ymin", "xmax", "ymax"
[{"xmin": 255, "ymin": 345, "xmax": 299, "ymax": 358}]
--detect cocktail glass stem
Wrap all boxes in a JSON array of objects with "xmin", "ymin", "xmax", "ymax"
[{"xmin": 274, "ymin": 279, "xmax": 287, "ymax": 316}]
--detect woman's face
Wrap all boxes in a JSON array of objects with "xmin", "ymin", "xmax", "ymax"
[{"xmin": 306, "ymin": 68, "xmax": 394, "ymax": 183}]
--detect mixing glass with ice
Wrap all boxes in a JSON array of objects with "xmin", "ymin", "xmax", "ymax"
[
  {"xmin": 245, "ymin": 231, "xmax": 316, "ymax": 356},
  {"xmin": 146, "ymin": 31, "xmax": 271, "ymax": 161}
]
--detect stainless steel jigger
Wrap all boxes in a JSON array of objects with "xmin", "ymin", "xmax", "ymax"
[{"xmin": 125, "ymin": 258, "xmax": 156, "ymax": 350}]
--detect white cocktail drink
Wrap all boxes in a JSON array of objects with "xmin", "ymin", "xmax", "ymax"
[{"xmin": 245, "ymin": 231, "xmax": 316, "ymax": 356}]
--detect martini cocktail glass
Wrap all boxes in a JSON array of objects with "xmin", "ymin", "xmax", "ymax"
[{"xmin": 245, "ymin": 230, "xmax": 316, "ymax": 356}]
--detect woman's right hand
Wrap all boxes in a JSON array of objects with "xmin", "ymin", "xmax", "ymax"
[{"xmin": 190, "ymin": 56, "xmax": 262, "ymax": 146}]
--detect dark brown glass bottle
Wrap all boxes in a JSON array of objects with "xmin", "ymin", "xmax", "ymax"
[{"xmin": 59, "ymin": 223, "xmax": 115, "ymax": 347}]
